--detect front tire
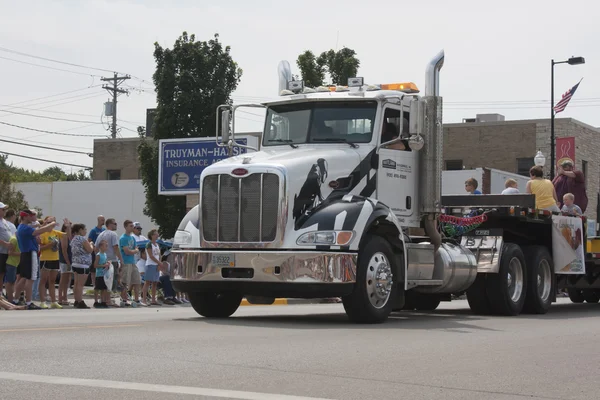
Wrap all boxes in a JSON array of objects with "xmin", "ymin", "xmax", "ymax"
[
  {"xmin": 486, "ymin": 243, "xmax": 527, "ymax": 316},
  {"xmin": 522, "ymin": 246, "xmax": 554, "ymax": 314},
  {"xmin": 343, "ymin": 235, "xmax": 397, "ymax": 324},
  {"xmin": 188, "ymin": 292, "xmax": 243, "ymax": 318}
]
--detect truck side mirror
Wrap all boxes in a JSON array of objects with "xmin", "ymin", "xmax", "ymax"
[
  {"xmin": 408, "ymin": 99, "xmax": 425, "ymax": 151},
  {"xmin": 221, "ymin": 110, "xmax": 231, "ymax": 143}
]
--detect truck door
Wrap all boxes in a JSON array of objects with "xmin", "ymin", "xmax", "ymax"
[{"xmin": 376, "ymin": 105, "xmax": 418, "ymax": 225}]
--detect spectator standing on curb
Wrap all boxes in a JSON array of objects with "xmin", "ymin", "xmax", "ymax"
[
  {"xmin": 5, "ymin": 209, "xmax": 17, "ymax": 235},
  {"xmin": 93, "ymin": 239, "xmax": 111, "ymax": 308},
  {"xmin": 6, "ymin": 231, "xmax": 20, "ymax": 304},
  {"xmin": 70, "ymin": 223, "xmax": 94, "ymax": 309},
  {"xmin": 119, "ymin": 220, "xmax": 142, "ymax": 307},
  {"xmin": 14, "ymin": 210, "xmax": 57, "ymax": 310},
  {"xmin": 58, "ymin": 222, "xmax": 73, "ymax": 306},
  {"xmin": 159, "ymin": 252, "xmax": 178, "ymax": 305},
  {"xmin": 38, "ymin": 216, "xmax": 64, "ymax": 309},
  {"xmin": 141, "ymin": 229, "xmax": 161, "ymax": 306},
  {"xmin": 132, "ymin": 222, "xmax": 147, "ymax": 296},
  {"xmin": 88, "ymin": 215, "xmax": 105, "ymax": 307},
  {"xmin": 95, "ymin": 218, "xmax": 125, "ymax": 307},
  {"xmin": 0, "ymin": 202, "xmax": 11, "ymax": 295}
]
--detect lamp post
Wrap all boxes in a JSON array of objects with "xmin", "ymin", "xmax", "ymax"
[{"xmin": 550, "ymin": 56, "xmax": 585, "ymax": 180}]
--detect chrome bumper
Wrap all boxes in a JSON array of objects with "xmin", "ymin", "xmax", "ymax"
[{"xmin": 171, "ymin": 250, "xmax": 357, "ymax": 284}]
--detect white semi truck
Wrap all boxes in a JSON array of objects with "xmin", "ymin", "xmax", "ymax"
[{"xmin": 171, "ymin": 51, "xmax": 600, "ymax": 323}]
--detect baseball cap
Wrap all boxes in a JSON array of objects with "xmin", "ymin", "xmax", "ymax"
[
  {"xmin": 19, "ymin": 209, "xmax": 36, "ymax": 217},
  {"xmin": 133, "ymin": 222, "xmax": 142, "ymax": 229},
  {"xmin": 0, "ymin": 202, "xmax": 8, "ymax": 209}
]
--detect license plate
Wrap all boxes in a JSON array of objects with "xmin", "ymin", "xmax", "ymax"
[{"xmin": 211, "ymin": 253, "xmax": 235, "ymax": 268}]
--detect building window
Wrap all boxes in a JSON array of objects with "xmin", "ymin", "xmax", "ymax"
[
  {"xmin": 582, "ymin": 160, "xmax": 587, "ymax": 186},
  {"xmin": 516, "ymin": 158, "xmax": 534, "ymax": 176},
  {"xmin": 445, "ymin": 160, "xmax": 463, "ymax": 170},
  {"xmin": 106, "ymin": 169, "xmax": 121, "ymax": 180}
]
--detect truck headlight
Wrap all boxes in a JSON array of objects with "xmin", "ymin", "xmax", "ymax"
[
  {"xmin": 173, "ymin": 230, "xmax": 192, "ymax": 246},
  {"xmin": 296, "ymin": 230, "xmax": 355, "ymax": 246}
]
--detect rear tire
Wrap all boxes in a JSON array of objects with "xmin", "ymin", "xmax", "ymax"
[
  {"xmin": 486, "ymin": 243, "xmax": 527, "ymax": 316},
  {"xmin": 342, "ymin": 234, "xmax": 397, "ymax": 324},
  {"xmin": 412, "ymin": 293, "xmax": 441, "ymax": 311},
  {"xmin": 582, "ymin": 289, "xmax": 600, "ymax": 304},
  {"xmin": 466, "ymin": 274, "xmax": 492, "ymax": 315},
  {"xmin": 188, "ymin": 292, "xmax": 243, "ymax": 318},
  {"xmin": 567, "ymin": 288, "xmax": 585, "ymax": 303},
  {"xmin": 522, "ymin": 246, "xmax": 554, "ymax": 314}
]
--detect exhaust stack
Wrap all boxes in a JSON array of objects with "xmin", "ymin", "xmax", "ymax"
[
  {"xmin": 420, "ymin": 50, "xmax": 445, "ymax": 250},
  {"xmin": 277, "ymin": 61, "xmax": 292, "ymax": 94}
]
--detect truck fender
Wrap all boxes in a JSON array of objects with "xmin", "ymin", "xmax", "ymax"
[
  {"xmin": 177, "ymin": 205, "xmax": 200, "ymax": 248},
  {"xmin": 294, "ymin": 194, "xmax": 406, "ymax": 283}
]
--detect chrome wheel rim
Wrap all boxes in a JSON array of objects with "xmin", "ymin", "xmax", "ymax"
[
  {"xmin": 537, "ymin": 259, "xmax": 552, "ymax": 303},
  {"xmin": 507, "ymin": 257, "xmax": 524, "ymax": 303},
  {"xmin": 366, "ymin": 252, "xmax": 393, "ymax": 309}
]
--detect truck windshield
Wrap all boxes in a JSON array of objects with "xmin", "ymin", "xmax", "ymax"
[{"xmin": 262, "ymin": 101, "xmax": 377, "ymax": 146}]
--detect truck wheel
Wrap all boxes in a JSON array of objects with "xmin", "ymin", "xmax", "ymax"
[
  {"xmin": 188, "ymin": 292, "xmax": 243, "ymax": 318},
  {"xmin": 402, "ymin": 291, "xmax": 416, "ymax": 311},
  {"xmin": 342, "ymin": 234, "xmax": 397, "ymax": 324},
  {"xmin": 466, "ymin": 274, "xmax": 492, "ymax": 315},
  {"xmin": 522, "ymin": 246, "xmax": 554, "ymax": 314},
  {"xmin": 486, "ymin": 243, "xmax": 527, "ymax": 316},
  {"xmin": 414, "ymin": 296, "xmax": 441, "ymax": 311},
  {"xmin": 582, "ymin": 289, "xmax": 600, "ymax": 304},
  {"xmin": 567, "ymin": 288, "xmax": 585, "ymax": 303}
]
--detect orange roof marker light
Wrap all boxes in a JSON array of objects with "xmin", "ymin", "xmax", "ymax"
[{"xmin": 380, "ymin": 82, "xmax": 420, "ymax": 94}]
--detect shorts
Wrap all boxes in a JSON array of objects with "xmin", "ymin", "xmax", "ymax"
[
  {"xmin": 72, "ymin": 266, "xmax": 90, "ymax": 275},
  {"xmin": 19, "ymin": 251, "xmax": 39, "ymax": 281},
  {"xmin": 121, "ymin": 263, "xmax": 141, "ymax": 286},
  {"xmin": 5, "ymin": 264, "xmax": 17, "ymax": 284},
  {"xmin": 94, "ymin": 276, "xmax": 107, "ymax": 291},
  {"xmin": 0, "ymin": 253, "xmax": 8, "ymax": 274},
  {"xmin": 144, "ymin": 264, "xmax": 159, "ymax": 282},
  {"xmin": 59, "ymin": 263, "xmax": 73, "ymax": 274},
  {"xmin": 41, "ymin": 260, "xmax": 60, "ymax": 270}
]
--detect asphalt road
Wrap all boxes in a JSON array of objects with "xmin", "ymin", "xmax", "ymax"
[{"xmin": 0, "ymin": 298, "xmax": 598, "ymax": 400}]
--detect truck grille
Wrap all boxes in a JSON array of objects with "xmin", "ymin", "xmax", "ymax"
[{"xmin": 202, "ymin": 173, "xmax": 279, "ymax": 242}]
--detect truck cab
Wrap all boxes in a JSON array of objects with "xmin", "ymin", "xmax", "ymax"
[{"xmin": 170, "ymin": 51, "xmax": 462, "ymax": 323}]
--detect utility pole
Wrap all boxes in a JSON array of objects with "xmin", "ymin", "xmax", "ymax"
[{"xmin": 101, "ymin": 72, "xmax": 130, "ymax": 139}]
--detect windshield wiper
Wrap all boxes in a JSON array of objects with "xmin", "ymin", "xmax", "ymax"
[
  {"xmin": 267, "ymin": 139, "xmax": 298, "ymax": 148},
  {"xmin": 312, "ymin": 138, "xmax": 358, "ymax": 148}
]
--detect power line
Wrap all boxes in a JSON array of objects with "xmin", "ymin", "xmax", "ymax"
[
  {"xmin": 0, "ymin": 134, "xmax": 91, "ymax": 150},
  {"xmin": 0, "ymin": 101, "xmax": 103, "ymax": 118},
  {"xmin": 0, "ymin": 138, "xmax": 93, "ymax": 156},
  {"xmin": 5, "ymin": 86, "xmax": 100, "ymax": 107},
  {"xmin": 0, "ymin": 55, "xmax": 103, "ymax": 78},
  {"xmin": 0, "ymin": 121, "xmax": 107, "ymax": 137},
  {"xmin": 0, "ymin": 109, "xmax": 103, "ymax": 124},
  {"xmin": 0, "ymin": 46, "xmax": 115, "ymax": 74},
  {"xmin": 0, "ymin": 151, "xmax": 92, "ymax": 169}
]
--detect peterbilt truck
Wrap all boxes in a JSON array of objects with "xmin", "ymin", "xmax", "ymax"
[{"xmin": 170, "ymin": 50, "xmax": 600, "ymax": 323}]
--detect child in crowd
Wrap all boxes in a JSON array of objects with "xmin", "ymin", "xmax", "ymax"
[
  {"xmin": 159, "ymin": 252, "xmax": 180, "ymax": 305},
  {"xmin": 141, "ymin": 229, "xmax": 161, "ymax": 306},
  {"xmin": 93, "ymin": 239, "xmax": 111, "ymax": 308},
  {"xmin": 561, "ymin": 193, "xmax": 583, "ymax": 216},
  {"xmin": 465, "ymin": 178, "xmax": 482, "ymax": 195},
  {"xmin": 501, "ymin": 179, "xmax": 520, "ymax": 194}
]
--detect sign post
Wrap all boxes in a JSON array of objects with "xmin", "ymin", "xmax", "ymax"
[{"xmin": 158, "ymin": 136, "xmax": 255, "ymax": 195}]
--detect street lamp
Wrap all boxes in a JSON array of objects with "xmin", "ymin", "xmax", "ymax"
[
  {"xmin": 550, "ymin": 56, "xmax": 585, "ymax": 179},
  {"xmin": 534, "ymin": 150, "xmax": 546, "ymax": 167}
]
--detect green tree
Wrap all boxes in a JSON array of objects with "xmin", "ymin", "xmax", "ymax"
[
  {"xmin": 0, "ymin": 155, "xmax": 29, "ymax": 211},
  {"xmin": 138, "ymin": 32, "xmax": 242, "ymax": 238},
  {"xmin": 295, "ymin": 47, "xmax": 360, "ymax": 87}
]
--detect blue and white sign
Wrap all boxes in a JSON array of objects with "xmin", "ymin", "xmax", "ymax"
[{"xmin": 158, "ymin": 137, "xmax": 255, "ymax": 195}]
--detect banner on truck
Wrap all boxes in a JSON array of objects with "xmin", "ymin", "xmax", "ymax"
[
  {"xmin": 556, "ymin": 136, "xmax": 575, "ymax": 168},
  {"xmin": 158, "ymin": 137, "xmax": 251, "ymax": 195},
  {"xmin": 552, "ymin": 215, "xmax": 585, "ymax": 274}
]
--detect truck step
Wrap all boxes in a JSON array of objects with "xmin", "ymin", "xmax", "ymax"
[{"xmin": 407, "ymin": 279, "xmax": 444, "ymax": 286}]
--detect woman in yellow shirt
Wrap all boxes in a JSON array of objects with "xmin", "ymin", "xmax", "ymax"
[
  {"xmin": 526, "ymin": 166, "xmax": 560, "ymax": 212},
  {"xmin": 38, "ymin": 216, "xmax": 65, "ymax": 309}
]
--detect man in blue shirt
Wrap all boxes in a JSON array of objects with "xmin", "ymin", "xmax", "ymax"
[
  {"xmin": 119, "ymin": 219, "xmax": 141, "ymax": 306},
  {"xmin": 15, "ymin": 210, "xmax": 59, "ymax": 310},
  {"xmin": 88, "ymin": 215, "xmax": 105, "ymax": 244}
]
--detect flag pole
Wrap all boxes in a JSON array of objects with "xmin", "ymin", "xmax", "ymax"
[{"xmin": 550, "ymin": 60, "xmax": 555, "ymax": 180}]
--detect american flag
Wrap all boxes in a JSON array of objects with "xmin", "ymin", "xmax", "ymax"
[{"xmin": 554, "ymin": 80, "xmax": 581, "ymax": 114}]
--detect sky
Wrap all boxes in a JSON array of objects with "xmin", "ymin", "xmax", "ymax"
[{"xmin": 0, "ymin": 0, "xmax": 598, "ymax": 173}]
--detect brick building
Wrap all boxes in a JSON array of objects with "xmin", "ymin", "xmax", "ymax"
[{"xmin": 93, "ymin": 116, "xmax": 599, "ymax": 219}]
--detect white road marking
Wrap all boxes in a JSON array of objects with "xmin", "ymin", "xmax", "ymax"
[{"xmin": 0, "ymin": 371, "xmax": 335, "ymax": 400}]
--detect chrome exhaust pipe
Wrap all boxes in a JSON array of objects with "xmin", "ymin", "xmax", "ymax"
[{"xmin": 425, "ymin": 50, "xmax": 445, "ymax": 97}]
